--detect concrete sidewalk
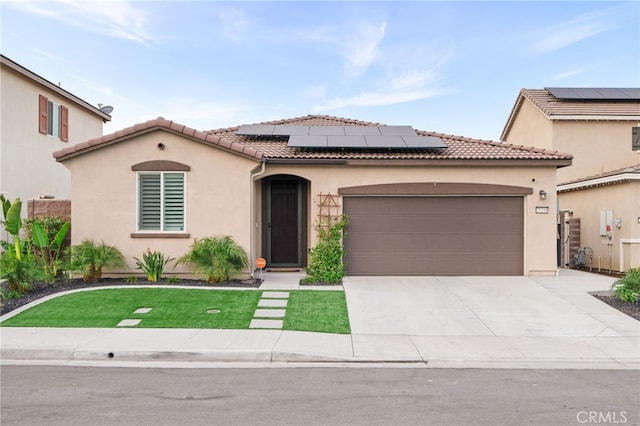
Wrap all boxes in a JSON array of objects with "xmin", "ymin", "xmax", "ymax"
[{"xmin": 1, "ymin": 270, "xmax": 638, "ymax": 369}]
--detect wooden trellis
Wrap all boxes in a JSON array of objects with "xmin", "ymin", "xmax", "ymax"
[{"xmin": 316, "ymin": 192, "xmax": 342, "ymax": 230}]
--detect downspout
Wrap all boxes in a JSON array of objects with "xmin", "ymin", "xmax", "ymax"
[{"xmin": 249, "ymin": 159, "xmax": 267, "ymax": 277}]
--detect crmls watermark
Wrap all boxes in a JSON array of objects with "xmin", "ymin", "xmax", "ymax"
[{"xmin": 576, "ymin": 411, "xmax": 628, "ymax": 424}]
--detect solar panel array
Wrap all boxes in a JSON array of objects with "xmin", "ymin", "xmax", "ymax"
[
  {"xmin": 546, "ymin": 87, "xmax": 640, "ymax": 101},
  {"xmin": 235, "ymin": 125, "xmax": 448, "ymax": 150}
]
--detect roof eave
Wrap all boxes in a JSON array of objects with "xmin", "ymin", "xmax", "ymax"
[
  {"xmin": 558, "ymin": 173, "xmax": 640, "ymax": 192},
  {"xmin": 550, "ymin": 115, "xmax": 640, "ymax": 121},
  {"xmin": 1, "ymin": 54, "xmax": 111, "ymax": 122},
  {"xmin": 55, "ymin": 123, "xmax": 264, "ymax": 163}
]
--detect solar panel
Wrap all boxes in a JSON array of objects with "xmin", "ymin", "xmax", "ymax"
[
  {"xmin": 402, "ymin": 136, "xmax": 448, "ymax": 148},
  {"xmin": 237, "ymin": 124, "xmax": 447, "ymax": 149},
  {"xmin": 379, "ymin": 126, "xmax": 416, "ymax": 136},
  {"xmin": 288, "ymin": 135, "xmax": 328, "ymax": 147},
  {"xmin": 546, "ymin": 87, "xmax": 640, "ymax": 101},
  {"xmin": 344, "ymin": 126, "xmax": 383, "ymax": 136},
  {"xmin": 328, "ymin": 136, "xmax": 367, "ymax": 148},
  {"xmin": 273, "ymin": 125, "xmax": 309, "ymax": 136}
]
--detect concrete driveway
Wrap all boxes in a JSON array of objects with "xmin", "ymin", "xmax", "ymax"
[{"xmin": 343, "ymin": 270, "xmax": 639, "ymax": 338}]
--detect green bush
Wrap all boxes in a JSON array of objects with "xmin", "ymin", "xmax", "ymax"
[
  {"xmin": 612, "ymin": 267, "xmax": 640, "ymax": 303},
  {"xmin": 23, "ymin": 217, "xmax": 70, "ymax": 283},
  {"xmin": 178, "ymin": 236, "xmax": 248, "ymax": 283},
  {"xmin": 67, "ymin": 240, "xmax": 126, "ymax": 282},
  {"xmin": 304, "ymin": 215, "xmax": 347, "ymax": 284},
  {"xmin": 133, "ymin": 249, "xmax": 174, "ymax": 282},
  {"xmin": 0, "ymin": 250, "xmax": 43, "ymax": 293}
]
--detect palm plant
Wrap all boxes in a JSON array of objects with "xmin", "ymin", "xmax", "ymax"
[
  {"xmin": 178, "ymin": 236, "xmax": 248, "ymax": 283},
  {"xmin": 67, "ymin": 240, "xmax": 126, "ymax": 282}
]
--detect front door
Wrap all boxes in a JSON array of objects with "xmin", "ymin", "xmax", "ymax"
[{"xmin": 265, "ymin": 177, "xmax": 306, "ymax": 267}]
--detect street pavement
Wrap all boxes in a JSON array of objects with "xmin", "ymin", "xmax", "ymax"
[{"xmin": 1, "ymin": 269, "xmax": 638, "ymax": 369}]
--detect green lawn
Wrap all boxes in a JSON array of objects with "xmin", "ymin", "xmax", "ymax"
[
  {"xmin": 1, "ymin": 288, "xmax": 351, "ymax": 334},
  {"xmin": 283, "ymin": 290, "xmax": 351, "ymax": 334}
]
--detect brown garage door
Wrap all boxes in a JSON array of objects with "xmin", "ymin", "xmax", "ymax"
[{"xmin": 343, "ymin": 196, "xmax": 524, "ymax": 276}]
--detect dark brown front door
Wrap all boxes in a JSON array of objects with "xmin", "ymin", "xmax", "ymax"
[{"xmin": 266, "ymin": 178, "xmax": 305, "ymax": 266}]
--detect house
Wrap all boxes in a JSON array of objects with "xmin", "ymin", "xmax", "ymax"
[
  {"xmin": 0, "ymin": 54, "xmax": 111, "ymax": 210},
  {"xmin": 53, "ymin": 115, "xmax": 572, "ymax": 277},
  {"xmin": 501, "ymin": 88, "xmax": 640, "ymax": 272}
]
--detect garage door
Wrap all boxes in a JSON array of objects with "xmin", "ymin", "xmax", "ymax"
[{"xmin": 343, "ymin": 196, "xmax": 524, "ymax": 276}]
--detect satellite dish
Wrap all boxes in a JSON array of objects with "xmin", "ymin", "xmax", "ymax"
[{"xmin": 99, "ymin": 105, "xmax": 114, "ymax": 114}]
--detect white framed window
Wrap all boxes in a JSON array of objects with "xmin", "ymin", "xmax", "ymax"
[
  {"xmin": 138, "ymin": 172, "xmax": 185, "ymax": 232},
  {"xmin": 38, "ymin": 94, "xmax": 68, "ymax": 141}
]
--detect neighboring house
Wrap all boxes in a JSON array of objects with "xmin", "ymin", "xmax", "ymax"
[
  {"xmin": 0, "ymin": 54, "xmax": 111, "ymax": 206},
  {"xmin": 54, "ymin": 115, "xmax": 571, "ymax": 278},
  {"xmin": 501, "ymin": 87, "xmax": 640, "ymax": 272}
]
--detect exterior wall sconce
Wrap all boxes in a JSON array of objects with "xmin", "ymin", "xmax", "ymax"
[{"xmin": 539, "ymin": 190, "xmax": 547, "ymax": 200}]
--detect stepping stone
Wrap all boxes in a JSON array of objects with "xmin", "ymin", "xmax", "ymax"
[
  {"xmin": 258, "ymin": 299, "xmax": 288, "ymax": 308},
  {"xmin": 262, "ymin": 291, "xmax": 289, "ymax": 299},
  {"xmin": 116, "ymin": 319, "xmax": 141, "ymax": 327},
  {"xmin": 250, "ymin": 319, "xmax": 283, "ymax": 329},
  {"xmin": 134, "ymin": 308, "xmax": 152, "ymax": 314},
  {"xmin": 254, "ymin": 309, "xmax": 286, "ymax": 318}
]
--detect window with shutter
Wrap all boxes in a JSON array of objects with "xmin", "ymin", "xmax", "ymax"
[
  {"xmin": 633, "ymin": 127, "xmax": 640, "ymax": 151},
  {"xmin": 60, "ymin": 106, "xmax": 69, "ymax": 142},
  {"xmin": 39, "ymin": 95, "xmax": 48, "ymax": 134},
  {"xmin": 138, "ymin": 172, "xmax": 185, "ymax": 232},
  {"xmin": 163, "ymin": 173, "xmax": 184, "ymax": 231},
  {"xmin": 39, "ymin": 95, "xmax": 68, "ymax": 140}
]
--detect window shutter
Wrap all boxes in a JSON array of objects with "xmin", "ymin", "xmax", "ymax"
[
  {"xmin": 633, "ymin": 127, "xmax": 640, "ymax": 151},
  {"xmin": 39, "ymin": 95, "xmax": 48, "ymax": 134},
  {"xmin": 60, "ymin": 105, "xmax": 69, "ymax": 142},
  {"xmin": 139, "ymin": 174, "xmax": 161, "ymax": 230},
  {"xmin": 163, "ymin": 173, "xmax": 185, "ymax": 231}
]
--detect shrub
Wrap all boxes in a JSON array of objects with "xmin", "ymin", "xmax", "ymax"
[
  {"xmin": 67, "ymin": 240, "xmax": 126, "ymax": 282},
  {"xmin": 178, "ymin": 236, "xmax": 248, "ymax": 283},
  {"xmin": 23, "ymin": 217, "xmax": 70, "ymax": 283},
  {"xmin": 612, "ymin": 267, "xmax": 640, "ymax": 303},
  {"xmin": 0, "ymin": 250, "xmax": 43, "ymax": 292},
  {"xmin": 133, "ymin": 249, "xmax": 174, "ymax": 282},
  {"xmin": 304, "ymin": 215, "xmax": 347, "ymax": 284}
]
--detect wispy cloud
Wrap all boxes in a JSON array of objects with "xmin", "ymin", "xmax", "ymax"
[
  {"xmin": 529, "ymin": 11, "xmax": 609, "ymax": 54},
  {"xmin": 345, "ymin": 21, "xmax": 387, "ymax": 76},
  {"xmin": 550, "ymin": 69, "xmax": 584, "ymax": 81},
  {"xmin": 216, "ymin": 8, "xmax": 249, "ymax": 43},
  {"xmin": 7, "ymin": 0, "xmax": 154, "ymax": 45},
  {"xmin": 296, "ymin": 19, "xmax": 387, "ymax": 76},
  {"xmin": 313, "ymin": 68, "xmax": 452, "ymax": 111}
]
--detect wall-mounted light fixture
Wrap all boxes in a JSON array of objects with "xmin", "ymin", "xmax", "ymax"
[{"xmin": 539, "ymin": 190, "xmax": 547, "ymax": 201}]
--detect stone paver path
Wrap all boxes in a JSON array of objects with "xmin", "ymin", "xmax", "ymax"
[{"xmin": 250, "ymin": 291, "xmax": 289, "ymax": 329}]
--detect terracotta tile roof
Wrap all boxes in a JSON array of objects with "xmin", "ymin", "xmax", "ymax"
[
  {"xmin": 559, "ymin": 163, "xmax": 640, "ymax": 186},
  {"xmin": 520, "ymin": 89, "xmax": 640, "ymax": 118},
  {"xmin": 55, "ymin": 114, "xmax": 572, "ymax": 164},
  {"xmin": 54, "ymin": 117, "xmax": 264, "ymax": 161},
  {"xmin": 206, "ymin": 114, "xmax": 573, "ymax": 162}
]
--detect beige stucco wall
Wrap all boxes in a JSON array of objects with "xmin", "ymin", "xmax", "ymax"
[
  {"xmin": 559, "ymin": 182, "xmax": 640, "ymax": 272},
  {"xmin": 504, "ymin": 100, "xmax": 554, "ymax": 150},
  {"xmin": 61, "ymin": 130, "xmax": 258, "ymax": 278},
  {"xmin": 257, "ymin": 163, "xmax": 560, "ymax": 276},
  {"xmin": 504, "ymin": 98, "xmax": 640, "ymax": 183},
  {"xmin": 63, "ymin": 128, "xmax": 563, "ymax": 278},
  {"xmin": 553, "ymin": 121, "xmax": 640, "ymax": 183},
  {"xmin": 0, "ymin": 65, "xmax": 104, "ymax": 204}
]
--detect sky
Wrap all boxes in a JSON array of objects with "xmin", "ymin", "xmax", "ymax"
[{"xmin": 2, "ymin": 0, "xmax": 639, "ymax": 141}]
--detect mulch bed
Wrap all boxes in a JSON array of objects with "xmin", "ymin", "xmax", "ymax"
[
  {"xmin": 592, "ymin": 294, "xmax": 640, "ymax": 321},
  {"xmin": 1, "ymin": 277, "xmax": 261, "ymax": 316}
]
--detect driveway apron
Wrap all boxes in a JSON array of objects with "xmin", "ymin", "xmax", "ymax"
[{"xmin": 342, "ymin": 272, "xmax": 637, "ymax": 338}]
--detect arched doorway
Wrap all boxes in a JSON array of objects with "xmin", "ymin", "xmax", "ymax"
[{"xmin": 262, "ymin": 175, "xmax": 308, "ymax": 268}]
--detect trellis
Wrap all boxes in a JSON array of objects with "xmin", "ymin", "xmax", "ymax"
[{"xmin": 315, "ymin": 192, "xmax": 342, "ymax": 231}]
